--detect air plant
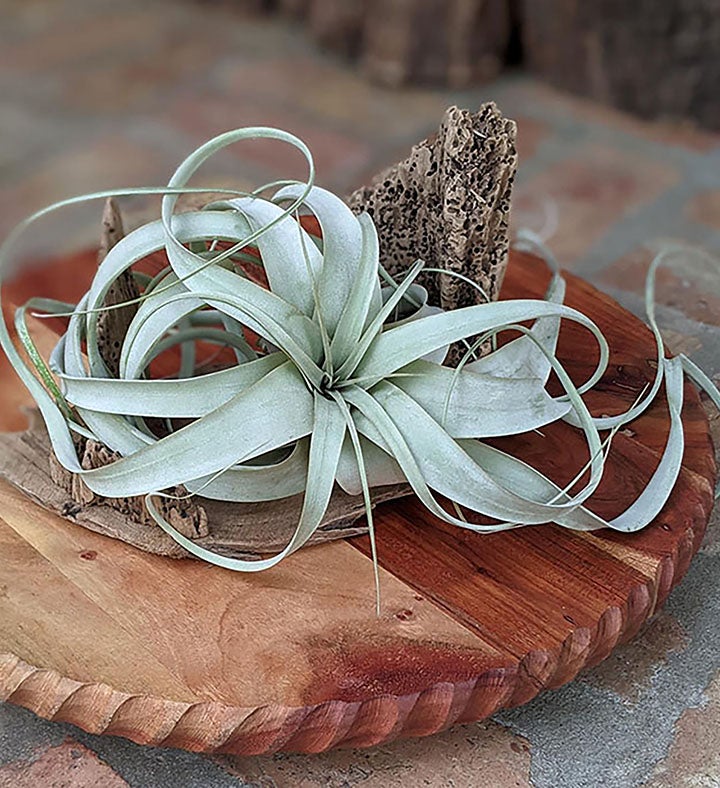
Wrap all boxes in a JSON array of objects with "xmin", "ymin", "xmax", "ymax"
[{"xmin": 1, "ymin": 127, "xmax": 718, "ymax": 610}]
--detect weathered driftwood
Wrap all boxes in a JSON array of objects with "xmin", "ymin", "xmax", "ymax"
[
  {"xmin": 348, "ymin": 103, "xmax": 517, "ymax": 362},
  {"xmin": 5, "ymin": 410, "xmax": 409, "ymax": 559},
  {"xmin": 48, "ymin": 435, "xmax": 210, "ymax": 541},
  {"xmin": 359, "ymin": 0, "xmax": 511, "ymax": 87},
  {"xmin": 95, "ymin": 198, "xmax": 138, "ymax": 377}
]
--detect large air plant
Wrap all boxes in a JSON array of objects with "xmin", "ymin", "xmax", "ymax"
[{"xmin": 1, "ymin": 128, "xmax": 718, "ymax": 609}]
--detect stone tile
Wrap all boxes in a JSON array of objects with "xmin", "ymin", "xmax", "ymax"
[
  {"xmin": 164, "ymin": 94, "xmax": 373, "ymax": 191},
  {"xmin": 0, "ymin": 104, "xmax": 74, "ymax": 173},
  {"xmin": 599, "ymin": 243, "xmax": 720, "ymax": 328},
  {"xmin": 687, "ymin": 190, "xmax": 720, "ymax": 231},
  {"xmin": 581, "ymin": 610, "xmax": 689, "ymax": 702},
  {"xmin": 506, "ymin": 81, "xmax": 720, "ymax": 154},
  {"xmin": 512, "ymin": 144, "xmax": 679, "ymax": 265},
  {"xmin": 514, "ymin": 115, "xmax": 549, "ymax": 162},
  {"xmin": 0, "ymin": 738, "xmax": 129, "ymax": 788},
  {"xmin": 55, "ymin": 41, "xmax": 222, "ymax": 115},
  {"xmin": 645, "ymin": 670, "xmax": 720, "ymax": 787},
  {"xmin": 213, "ymin": 55, "xmax": 450, "ymax": 143},
  {"xmin": 215, "ymin": 721, "xmax": 531, "ymax": 787}
]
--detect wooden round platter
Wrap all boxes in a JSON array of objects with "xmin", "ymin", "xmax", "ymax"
[{"xmin": 0, "ymin": 250, "xmax": 716, "ymax": 755}]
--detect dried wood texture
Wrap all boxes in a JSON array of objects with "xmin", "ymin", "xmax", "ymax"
[
  {"xmin": 0, "ymin": 251, "xmax": 715, "ymax": 755},
  {"xmin": 522, "ymin": 0, "xmax": 720, "ymax": 130},
  {"xmin": 348, "ymin": 103, "xmax": 516, "ymax": 360},
  {"xmin": 95, "ymin": 198, "xmax": 137, "ymax": 377},
  {"xmin": 48, "ymin": 436, "xmax": 210, "ymax": 541}
]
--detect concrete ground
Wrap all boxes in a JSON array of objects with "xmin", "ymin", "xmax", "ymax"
[{"xmin": 1, "ymin": 1, "xmax": 720, "ymax": 786}]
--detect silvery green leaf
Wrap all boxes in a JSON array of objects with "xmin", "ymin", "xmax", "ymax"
[
  {"xmin": 185, "ymin": 439, "xmax": 310, "ymax": 502},
  {"xmin": 60, "ymin": 353, "xmax": 285, "ymax": 418},
  {"xmin": 223, "ymin": 196, "xmax": 322, "ymax": 316},
  {"xmin": 356, "ymin": 299, "xmax": 609, "ymax": 386},
  {"xmin": 119, "ymin": 273, "xmax": 201, "ymax": 378},
  {"xmin": 79, "ymin": 362, "xmax": 313, "ymax": 497},
  {"xmin": 468, "ymin": 267, "xmax": 565, "ymax": 383},
  {"xmin": 147, "ymin": 389, "xmax": 345, "ymax": 571},
  {"xmin": 273, "ymin": 184, "xmax": 366, "ymax": 333},
  {"xmin": 335, "ymin": 434, "xmax": 406, "ymax": 496},
  {"xmin": 381, "ymin": 284, "xmax": 448, "ymax": 364},
  {"xmin": 62, "ymin": 295, "xmax": 153, "ymax": 455},
  {"xmin": 336, "ymin": 258, "xmax": 425, "ymax": 380},
  {"xmin": 603, "ymin": 356, "xmax": 685, "ymax": 531},
  {"xmin": 393, "ymin": 359, "xmax": 571, "ymax": 438},
  {"xmin": 356, "ymin": 382, "xmax": 600, "ymax": 523},
  {"xmin": 329, "ymin": 212, "xmax": 383, "ymax": 366},
  {"xmin": 2, "ymin": 124, "xmax": 718, "ymax": 599}
]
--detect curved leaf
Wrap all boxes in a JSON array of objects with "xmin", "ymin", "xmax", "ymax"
[
  {"xmin": 79, "ymin": 362, "xmax": 313, "ymax": 497},
  {"xmin": 394, "ymin": 359, "xmax": 571, "ymax": 438}
]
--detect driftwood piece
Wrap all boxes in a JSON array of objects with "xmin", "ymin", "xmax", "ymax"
[
  {"xmin": 50, "ymin": 438, "xmax": 210, "ymax": 540},
  {"xmin": 360, "ymin": 0, "xmax": 511, "ymax": 87},
  {"xmin": 348, "ymin": 103, "xmax": 517, "ymax": 362},
  {"xmin": 49, "ymin": 438, "xmax": 211, "ymax": 541},
  {"xmin": 95, "ymin": 198, "xmax": 139, "ymax": 377},
  {"xmin": 6, "ymin": 410, "xmax": 410, "ymax": 558}
]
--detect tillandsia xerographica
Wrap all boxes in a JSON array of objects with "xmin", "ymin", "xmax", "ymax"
[{"xmin": 1, "ymin": 127, "xmax": 718, "ymax": 610}]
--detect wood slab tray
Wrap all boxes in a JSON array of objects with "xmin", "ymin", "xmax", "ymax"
[{"xmin": 0, "ymin": 250, "xmax": 716, "ymax": 755}]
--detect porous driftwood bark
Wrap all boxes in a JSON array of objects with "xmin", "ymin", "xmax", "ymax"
[
  {"xmin": 348, "ymin": 103, "xmax": 517, "ymax": 324},
  {"xmin": 522, "ymin": 0, "xmax": 720, "ymax": 130},
  {"xmin": 49, "ymin": 437, "xmax": 210, "ymax": 540},
  {"xmin": 95, "ymin": 198, "xmax": 139, "ymax": 378}
]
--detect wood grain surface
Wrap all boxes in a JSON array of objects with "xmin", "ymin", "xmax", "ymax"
[{"xmin": 0, "ymin": 250, "xmax": 715, "ymax": 755}]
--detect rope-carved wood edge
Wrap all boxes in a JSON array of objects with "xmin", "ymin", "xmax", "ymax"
[{"xmin": 0, "ymin": 488, "xmax": 710, "ymax": 755}]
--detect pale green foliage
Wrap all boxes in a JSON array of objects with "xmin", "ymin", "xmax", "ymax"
[{"xmin": 0, "ymin": 127, "xmax": 717, "ymax": 610}]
